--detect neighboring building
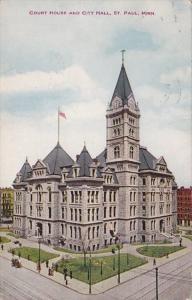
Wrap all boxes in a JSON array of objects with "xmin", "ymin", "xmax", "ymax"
[
  {"xmin": 13, "ymin": 60, "xmax": 177, "ymax": 250},
  {"xmin": 177, "ymin": 187, "xmax": 192, "ymax": 227},
  {"xmin": 0, "ymin": 187, "xmax": 14, "ymax": 223}
]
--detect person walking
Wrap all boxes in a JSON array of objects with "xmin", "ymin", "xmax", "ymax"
[
  {"xmin": 153, "ymin": 258, "xmax": 156, "ymax": 266},
  {"xmin": 1, "ymin": 244, "xmax": 3, "ymax": 251}
]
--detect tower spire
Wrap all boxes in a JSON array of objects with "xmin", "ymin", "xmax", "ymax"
[{"xmin": 121, "ymin": 49, "xmax": 126, "ymax": 65}]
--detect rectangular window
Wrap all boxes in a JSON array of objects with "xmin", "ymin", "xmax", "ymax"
[
  {"xmin": 48, "ymin": 223, "xmax": 51, "ymax": 234},
  {"xmin": 109, "ymin": 207, "xmax": 112, "ymax": 217},
  {"xmin": 104, "ymin": 207, "xmax": 107, "ymax": 218},
  {"xmin": 114, "ymin": 207, "xmax": 116, "ymax": 217},
  {"xmin": 48, "ymin": 207, "xmax": 51, "ymax": 218},
  {"xmin": 96, "ymin": 208, "xmax": 99, "ymax": 220},
  {"xmin": 70, "ymin": 208, "xmax": 73, "ymax": 221},
  {"xmin": 88, "ymin": 209, "xmax": 90, "ymax": 222},
  {"xmin": 104, "ymin": 191, "xmax": 107, "ymax": 202},
  {"xmin": 62, "ymin": 207, "xmax": 64, "ymax": 219},
  {"xmin": 79, "ymin": 209, "xmax": 82, "ymax": 222}
]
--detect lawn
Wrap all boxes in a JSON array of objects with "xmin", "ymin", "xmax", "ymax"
[
  {"xmin": 137, "ymin": 245, "xmax": 185, "ymax": 258},
  {"xmin": 184, "ymin": 235, "xmax": 192, "ymax": 241},
  {"xmin": 9, "ymin": 247, "xmax": 59, "ymax": 263},
  {"xmin": 7, "ymin": 232, "xmax": 20, "ymax": 238},
  {"xmin": 0, "ymin": 227, "xmax": 11, "ymax": 232},
  {"xmin": 54, "ymin": 244, "xmax": 123, "ymax": 255},
  {"xmin": 0, "ymin": 236, "xmax": 11, "ymax": 243},
  {"xmin": 57, "ymin": 253, "xmax": 147, "ymax": 284}
]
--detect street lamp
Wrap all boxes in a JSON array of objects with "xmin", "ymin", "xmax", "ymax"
[
  {"xmin": 110, "ymin": 227, "xmax": 121, "ymax": 284},
  {"xmin": 89, "ymin": 247, "xmax": 92, "ymax": 294}
]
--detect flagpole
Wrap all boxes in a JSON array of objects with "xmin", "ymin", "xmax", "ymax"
[{"xmin": 58, "ymin": 106, "xmax": 60, "ymax": 144}]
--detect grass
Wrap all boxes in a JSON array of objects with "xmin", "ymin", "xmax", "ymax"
[
  {"xmin": 53, "ymin": 244, "xmax": 123, "ymax": 255},
  {"xmin": 137, "ymin": 245, "xmax": 185, "ymax": 258},
  {"xmin": 0, "ymin": 227, "xmax": 11, "ymax": 232},
  {"xmin": 0, "ymin": 236, "xmax": 11, "ymax": 243},
  {"xmin": 9, "ymin": 247, "xmax": 59, "ymax": 263},
  {"xmin": 184, "ymin": 235, "xmax": 192, "ymax": 241},
  {"xmin": 53, "ymin": 247, "xmax": 78, "ymax": 254},
  {"xmin": 57, "ymin": 253, "xmax": 147, "ymax": 284},
  {"xmin": 7, "ymin": 232, "xmax": 20, "ymax": 238}
]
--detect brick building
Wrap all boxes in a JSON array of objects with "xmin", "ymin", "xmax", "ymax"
[
  {"xmin": 0, "ymin": 187, "xmax": 14, "ymax": 223},
  {"xmin": 177, "ymin": 187, "xmax": 192, "ymax": 227}
]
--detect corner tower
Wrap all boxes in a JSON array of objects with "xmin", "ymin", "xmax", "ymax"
[{"xmin": 106, "ymin": 52, "xmax": 140, "ymax": 242}]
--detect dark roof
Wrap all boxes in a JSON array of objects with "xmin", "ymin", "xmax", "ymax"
[
  {"xmin": 43, "ymin": 142, "xmax": 74, "ymax": 175},
  {"xmin": 139, "ymin": 147, "xmax": 157, "ymax": 170},
  {"xmin": 96, "ymin": 148, "xmax": 107, "ymax": 168},
  {"xmin": 14, "ymin": 158, "xmax": 32, "ymax": 183},
  {"xmin": 111, "ymin": 64, "xmax": 133, "ymax": 105},
  {"xmin": 76, "ymin": 146, "xmax": 93, "ymax": 177}
]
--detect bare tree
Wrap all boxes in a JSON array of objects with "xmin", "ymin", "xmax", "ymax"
[{"xmin": 80, "ymin": 229, "xmax": 91, "ymax": 267}]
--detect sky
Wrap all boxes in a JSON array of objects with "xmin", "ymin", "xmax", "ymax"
[{"xmin": 0, "ymin": 0, "xmax": 191, "ymax": 188}]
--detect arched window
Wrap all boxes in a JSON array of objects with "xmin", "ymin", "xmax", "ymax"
[
  {"xmin": 129, "ymin": 146, "xmax": 134, "ymax": 159},
  {"xmin": 114, "ymin": 146, "xmax": 120, "ymax": 158}
]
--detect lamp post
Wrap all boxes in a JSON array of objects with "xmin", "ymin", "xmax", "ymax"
[
  {"xmin": 89, "ymin": 249, "xmax": 92, "ymax": 294},
  {"xmin": 38, "ymin": 238, "xmax": 41, "ymax": 273},
  {"xmin": 110, "ymin": 228, "xmax": 121, "ymax": 284}
]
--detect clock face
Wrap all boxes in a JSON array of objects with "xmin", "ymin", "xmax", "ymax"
[{"xmin": 112, "ymin": 97, "xmax": 122, "ymax": 109}]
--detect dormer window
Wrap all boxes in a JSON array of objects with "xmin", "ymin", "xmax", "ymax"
[{"xmin": 92, "ymin": 168, "xmax": 96, "ymax": 177}]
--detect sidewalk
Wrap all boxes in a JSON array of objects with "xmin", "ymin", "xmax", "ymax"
[{"xmin": 0, "ymin": 233, "xmax": 191, "ymax": 295}]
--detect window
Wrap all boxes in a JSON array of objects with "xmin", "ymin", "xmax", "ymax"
[
  {"xmin": 104, "ymin": 223, "xmax": 107, "ymax": 234},
  {"xmin": 70, "ymin": 208, "xmax": 73, "ymax": 221},
  {"xmin": 130, "ymin": 192, "xmax": 132, "ymax": 202},
  {"xmin": 71, "ymin": 191, "xmax": 74, "ymax": 203},
  {"xmin": 78, "ymin": 227, "xmax": 81, "ymax": 239},
  {"xmin": 48, "ymin": 188, "xmax": 51, "ymax": 202},
  {"xmin": 29, "ymin": 220, "xmax": 32, "ymax": 230},
  {"xmin": 109, "ymin": 207, "xmax": 112, "ymax": 217},
  {"xmin": 70, "ymin": 226, "xmax": 72, "ymax": 238},
  {"xmin": 88, "ymin": 209, "xmax": 90, "ymax": 222},
  {"xmin": 48, "ymin": 207, "xmax": 51, "ymax": 218},
  {"xmin": 48, "ymin": 223, "xmax": 51, "ymax": 234},
  {"xmin": 129, "ymin": 146, "xmax": 134, "ymax": 159},
  {"xmin": 79, "ymin": 209, "xmax": 82, "ymax": 222},
  {"xmin": 114, "ymin": 146, "xmax": 120, "ymax": 159},
  {"xmin": 104, "ymin": 191, "xmax": 107, "ymax": 202},
  {"xmin": 142, "ymin": 192, "xmax": 146, "ymax": 202},
  {"xmin": 143, "ymin": 178, "xmax": 146, "ymax": 185},
  {"xmin": 75, "ymin": 209, "xmax": 77, "ymax": 221},
  {"xmin": 96, "ymin": 208, "xmax": 99, "ymax": 220},
  {"xmin": 142, "ymin": 220, "xmax": 146, "ymax": 231},
  {"xmin": 61, "ymin": 224, "xmax": 64, "ymax": 234},
  {"xmin": 92, "ymin": 208, "xmax": 94, "ymax": 221},
  {"xmin": 104, "ymin": 207, "xmax": 107, "ymax": 218},
  {"xmin": 97, "ymin": 226, "xmax": 99, "ymax": 237},
  {"xmin": 88, "ymin": 227, "xmax": 91, "ymax": 239},
  {"xmin": 30, "ymin": 206, "xmax": 32, "ymax": 216},
  {"xmin": 62, "ymin": 207, "xmax": 64, "ymax": 219},
  {"xmin": 114, "ymin": 207, "xmax": 116, "ymax": 217}
]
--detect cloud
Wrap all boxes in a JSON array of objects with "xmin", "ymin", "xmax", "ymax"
[{"xmin": 0, "ymin": 65, "xmax": 98, "ymax": 95}]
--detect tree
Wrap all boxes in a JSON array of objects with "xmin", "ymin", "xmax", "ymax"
[{"xmin": 80, "ymin": 229, "xmax": 91, "ymax": 267}]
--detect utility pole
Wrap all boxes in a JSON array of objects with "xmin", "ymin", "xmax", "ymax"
[{"xmin": 156, "ymin": 267, "xmax": 158, "ymax": 300}]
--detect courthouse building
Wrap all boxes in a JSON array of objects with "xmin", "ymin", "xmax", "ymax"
[{"xmin": 13, "ymin": 60, "xmax": 177, "ymax": 251}]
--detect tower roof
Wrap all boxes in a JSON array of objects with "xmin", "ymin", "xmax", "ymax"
[
  {"xmin": 111, "ymin": 64, "xmax": 134, "ymax": 105},
  {"xmin": 76, "ymin": 145, "xmax": 93, "ymax": 177},
  {"xmin": 14, "ymin": 158, "xmax": 32, "ymax": 183},
  {"xmin": 43, "ymin": 142, "xmax": 74, "ymax": 175}
]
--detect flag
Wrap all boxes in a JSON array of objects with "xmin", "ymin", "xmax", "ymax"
[{"xmin": 59, "ymin": 111, "xmax": 66, "ymax": 119}]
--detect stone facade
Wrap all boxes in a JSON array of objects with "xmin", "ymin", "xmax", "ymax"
[{"xmin": 13, "ymin": 62, "xmax": 177, "ymax": 251}]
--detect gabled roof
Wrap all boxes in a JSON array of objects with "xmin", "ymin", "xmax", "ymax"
[
  {"xmin": 96, "ymin": 148, "xmax": 107, "ymax": 168},
  {"xmin": 14, "ymin": 158, "xmax": 32, "ymax": 183},
  {"xmin": 76, "ymin": 146, "xmax": 93, "ymax": 177},
  {"xmin": 43, "ymin": 142, "xmax": 74, "ymax": 175},
  {"xmin": 156, "ymin": 156, "xmax": 167, "ymax": 166},
  {"xmin": 111, "ymin": 64, "xmax": 134, "ymax": 105},
  {"xmin": 139, "ymin": 147, "xmax": 157, "ymax": 170}
]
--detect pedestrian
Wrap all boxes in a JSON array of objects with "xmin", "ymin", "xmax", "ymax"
[
  {"xmin": 65, "ymin": 279, "xmax": 68, "ymax": 286},
  {"xmin": 46, "ymin": 260, "xmax": 49, "ymax": 268},
  {"xmin": 153, "ymin": 258, "xmax": 156, "ymax": 266},
  {"xmin": 166, "ymin": 253, "xmax": 169, "ymax": 258},
  {"xmin": 27, "ymin": 254, "xmax": 30, "ymax": 260},
  {"xmin": 48, "ymin": 267, "xmax": 51, "ymax": 276},
  {"xmin": 70, "ymin": 270, "xmax": 72, "ymax": 279},
  {"xmin": 1, "ymin": 244, "xmax": 3, "ymax": 251},
  {"xmin": 18, "ymin": 251, "xmax": 21, "ymax": 259},
  {"xmin": 55, "ymin": 263, "xmax": 58, "ymax": 272},
  {"xmin": 179, "ymin": 238, "xmax": 182, "ymax": 247}
]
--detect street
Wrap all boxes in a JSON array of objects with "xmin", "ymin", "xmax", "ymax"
[{"xmin": 1, "ymin": 252, "xmax": 192, "ymax": 300}]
